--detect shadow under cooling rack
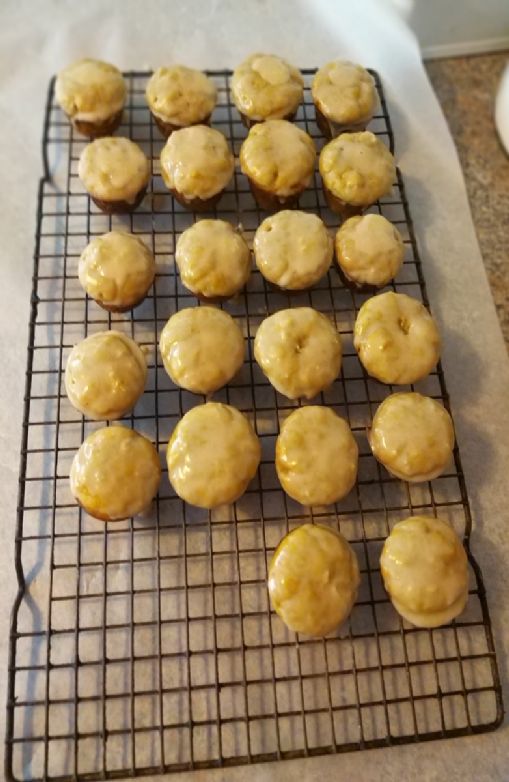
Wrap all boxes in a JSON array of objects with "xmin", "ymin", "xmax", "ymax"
[{"xmin": 4, "ymin": 69, "xmax": 503, "ymax": 782}]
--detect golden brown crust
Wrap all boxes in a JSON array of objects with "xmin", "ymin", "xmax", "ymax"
[
  {"xmin": 90, "ymin": 186, "xmax": 147, "ymax": 214},
  {"xmin": 314, "ymin": 104, "xmax": 367, "ymax": 139},
  {"xmin": 335, "ymin": 262, "xmax": 381, "ymax": 293},
  {"xmin": 152, "ymin": 112, "xmax": 212, "ymax": 138},
  {"xmin": 322, "ymin": 182, "xmax": 364, "ymax": 217},
  {"xmin": 72, "ymin": 109, "xmax": 123, "ymax": 138},
  {"xmin": 93, "ymin": 292, "xmax": 151, "ymax": 313},
  {"xmin": 248, "ymin": 179, "xmax": 301, "ymax": 210},
  {"xmin": 168, "ymin": 185, "xmax": 223, "ymax": 212},
  {"xmin": 239, "ymin": 108, "xmax": 297, "ymax": 129}
]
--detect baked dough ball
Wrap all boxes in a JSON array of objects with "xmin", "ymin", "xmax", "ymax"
[
  {"xmin": 167, "ymin": 402, "xmax": 261, "ymax": 508},
  {"xmin": 160, "ymin": 125, "xmax": 234, "ymax": 209},
  {"xmin": 78, "ymin": 137, "xmax": 150, "ymax": 212},
  {"xmin": 70, "ymin": 426, "xmax": 161, "ymax": 521},
  {"xmin": 369, "ymin": 392, "xmax": 455, "ymax": 482},
  {"xmin": 239, "ymin": 119, "xmax": 316, "ymax": 209},
  {"xmin": 312, "ymin": 60, "xmax": 376, "ymax": 137},
  {"xmin": 276, "ymin": 407, "xmax": 358, "ymax": 505},
  {"xmin": 159, "ymin": 307, "xmax": 245, "ymax": 394},
  {"xmin": 268, "ymin": 523, "xmax": 360, "ymax": 636},
  {"xmin": 176, "ymin": 220, "xmax": 251, "ymax": 299},
  {"xmin": 146, "ymin": 65, "xmax": 217, "ymax": 135},
  {"xmin": 65, "ymin": 331, "xmax": 147, "ymax": 420},
  {"xmin": 335, "ymin": 213, "xmax": 404, "ymax": 289},
  {"xmin": 254, "ymin": 308, "xmax": 342, "ymax": 399},
  {"xmin": 253, "ymin": 211, "xmax": 333, "ymax": 290},
  {"xmin": 55, "ymin": 58, "xmax": 126, "ymax": 137},
  {"xmin": 319, "ymin": 131, "xmax": 395, "ymax": 215},
  {"xmin": 353, "ymin": 292, "xmax": 441, "ymax": 384},
  {"xmin": 231, "ymin": 53, "xmax": 303, "ymax": 125},
  {"xmin": 380, "ymin": 515, "xmax": 468, "ymax": 627},
  {"xmin": 78, "ymin": 231, "xmax": 155, "ymax": 311}
]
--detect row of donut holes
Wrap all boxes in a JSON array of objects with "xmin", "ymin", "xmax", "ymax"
[
  {"xmin": 77, "ymin": 120, "xmax": 391, "ymax": 219},
  {"xmin": 71, "ymin": 69, "xmax": 391, "ymax": 216}
]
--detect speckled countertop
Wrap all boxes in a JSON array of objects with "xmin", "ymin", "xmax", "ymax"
[{"xmin": 426, "ymin": 53, "xmax": 509, "ymax": 346}]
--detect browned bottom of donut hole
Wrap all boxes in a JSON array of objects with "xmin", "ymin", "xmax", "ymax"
[
  {"xmin": 321, "ymin": 182, "xmax": 368, "ymax": 218},
  {"xmin": 314, "ymin": 104, "xmax": 369, "ymax": 139},
  {"xmin": 151, "ymin": 113, "xmax": 212, "ymax": 138},
  {"xmin": 247, "ymin": 179, "xmax": 304, "ymax": 211},
  {"xmin": 335, "ymin": 262, "xmax": 385, "ymax": 294},
  {"xmin": 238, "ymin": 109, "xmax": 297, "ymax": 129},
  {"xmin": 90, "ymin": 185, "xmax": 148, "ymax": 214},
  {"xmin": 72, "ymin": 109, "xmax": 124, "ymax": 139},
  {"xmin": 169, "ymin": 186, "xmax": 225, "ymax": 213}
]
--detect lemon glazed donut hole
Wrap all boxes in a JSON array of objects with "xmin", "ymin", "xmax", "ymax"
[
  {"xmin": 275, "ymin": 406, "xmax": 358, "ymax": 506},
  {"xmin": 369, "ymin": 392, "xmax": 455, "ymax": 482},
  {"xmin": 254, "ymin": 307, "xmax": 342, "ymax": 400},
  {"xmin": 231, "ymin": 53, "xmax": 304, "ymax": 127},
  {"xmin": 160, "ymin": 125, "xmax": 234, "ymax": 211},
  {"xmin": 239, "ymin": 119, "xmax": 316, "ymax": 210},
  {"xmin": 159, "ymin": 307, "xmax": 245, "ymax": 396},
  {"xmin": 167, "ymin": 402, "xmax": 261, "ymax": 509},
  {"xmin": 380, "ymin": 515, "xmax": 469, "ymax": 628},
  {"xmin": 175, "ymin": 220, "xmax": 251, "ymax": 300},
  {"xmin": 335, "ymin": 213, "xmax": 404, "ymax": 291},
  {"xmin": 146, "ymin": 65, "xmax": 217, "ymax": 137},
  {"xmin": 253, "ymin": 211, "xmax": 333, "ymax": 291},
  {"xmin": 70, "ymin": 426, "xmax": 161, "ymax": 521},
  {"xmin": 268, "ymin": 523, "xmax": 360, "ymax": 636},
  {"xmin": 78, "ymin": 231, "xmax": 156, "ymax": 312},
  {"xmin": 319, "ymin": 131, "xmax": 395, "ymax": 217},
  {"xmin": 78, "ymin": 137, "xmax": 151, "ymax": 213},
  {"xmin": 65, "ymin": 331, "xmax": 147, "ymax": 421},
  {"xmin": 55, "ymin": 58, "xmax": 126, "ymax": 138},
  {"xmin": 312, "ymin": 60, "xmax": 376, "ymax": 138},
  {"xmin": 353, "ymin": 291, "xmax": 441, "ymax": 385}
]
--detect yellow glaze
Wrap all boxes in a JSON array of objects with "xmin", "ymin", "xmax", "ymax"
[
  {"xmin": 159, "ymin": 307, "xmax": 245, "ymax": 394},
  {"xmin": 160, "ymin": 125, "xmax": 234, "ymax": 200},
  {"xmin": 335, "ymin": 214, "xmax": 404, "ymax": 287},
  {"xmin": 370, "ymin": 392, "xmax": 455, "ymax": 482},
  {"xmin": 276, "ymin": 407, "xmax": 358, "ymax": 505},
  {"xmin": 176, "ymin": 220, "xmax": 251, "ymax": 298},
  {"xmin": 146, "ymin": 65, "xmax": 217, "ymax": 126},
  {"xmin": 312, "ymin": 60, "xmax": 375, "ymax": 125},
  {"xmin": 56, "ymin": 58, "xmax": 126, "ymax": 121},
  {"xmin": 78, "ymin": 231, "xmax": 155, "ymax": 309},
  {"xmin": 65, "ymin": 331, "xmax": 147, "ymax": 420},
  {"xmin": 254, "ymin": 211, "xmax": 332, "ymax": 290},
  {"xmin": 354, "ymin": 292, "xmax": 441, "ymax": 384},
  {"xmin": 319, "ymin": 131, "xmax": 395, "ymax": 206},
  {"xmin": 78, "ymin": 137, "xmax": 150, "ymax": 203},
  {"xmin": 254, "ymin": 308, "xmax": 342, "ymax": 399},
  {"xmin": 380, "ymin": 515, "xmax": 468, "ymax": 628},
  {"xmin": 268, "ymin": 523, "xmax": 360, "ymax": 636},
  {"xmin": 240, "ymin": 120, "xmax": 316, "ymax": 197},
  {"xmin": 70, "ymin": 426, "xmax": 161, "ymax": 521},
  {"xmin": 167, "ymin": 402, "xmax": 261, "ymax": 508},
  {"xmin": 232, "ymin": 53, "xmax": 303, "ymax": 121}
]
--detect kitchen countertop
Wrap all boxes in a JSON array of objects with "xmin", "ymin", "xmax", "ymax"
[
  {"xmin": 426, "ymin": 53, "xmax": 509, "ymax": 346},
  {"xmin": 1, "ymin": 2, "xmax": 509, "ymax": 781}
]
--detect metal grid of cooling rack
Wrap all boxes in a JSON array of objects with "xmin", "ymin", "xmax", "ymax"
[{"xmin": 5, "ymin": 69, "xmax": 503, "ymax": 782}]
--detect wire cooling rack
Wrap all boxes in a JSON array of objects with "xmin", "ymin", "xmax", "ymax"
[{"xmin": 5, "ymin": 69, "xmax": 503, "ymax": 781}]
